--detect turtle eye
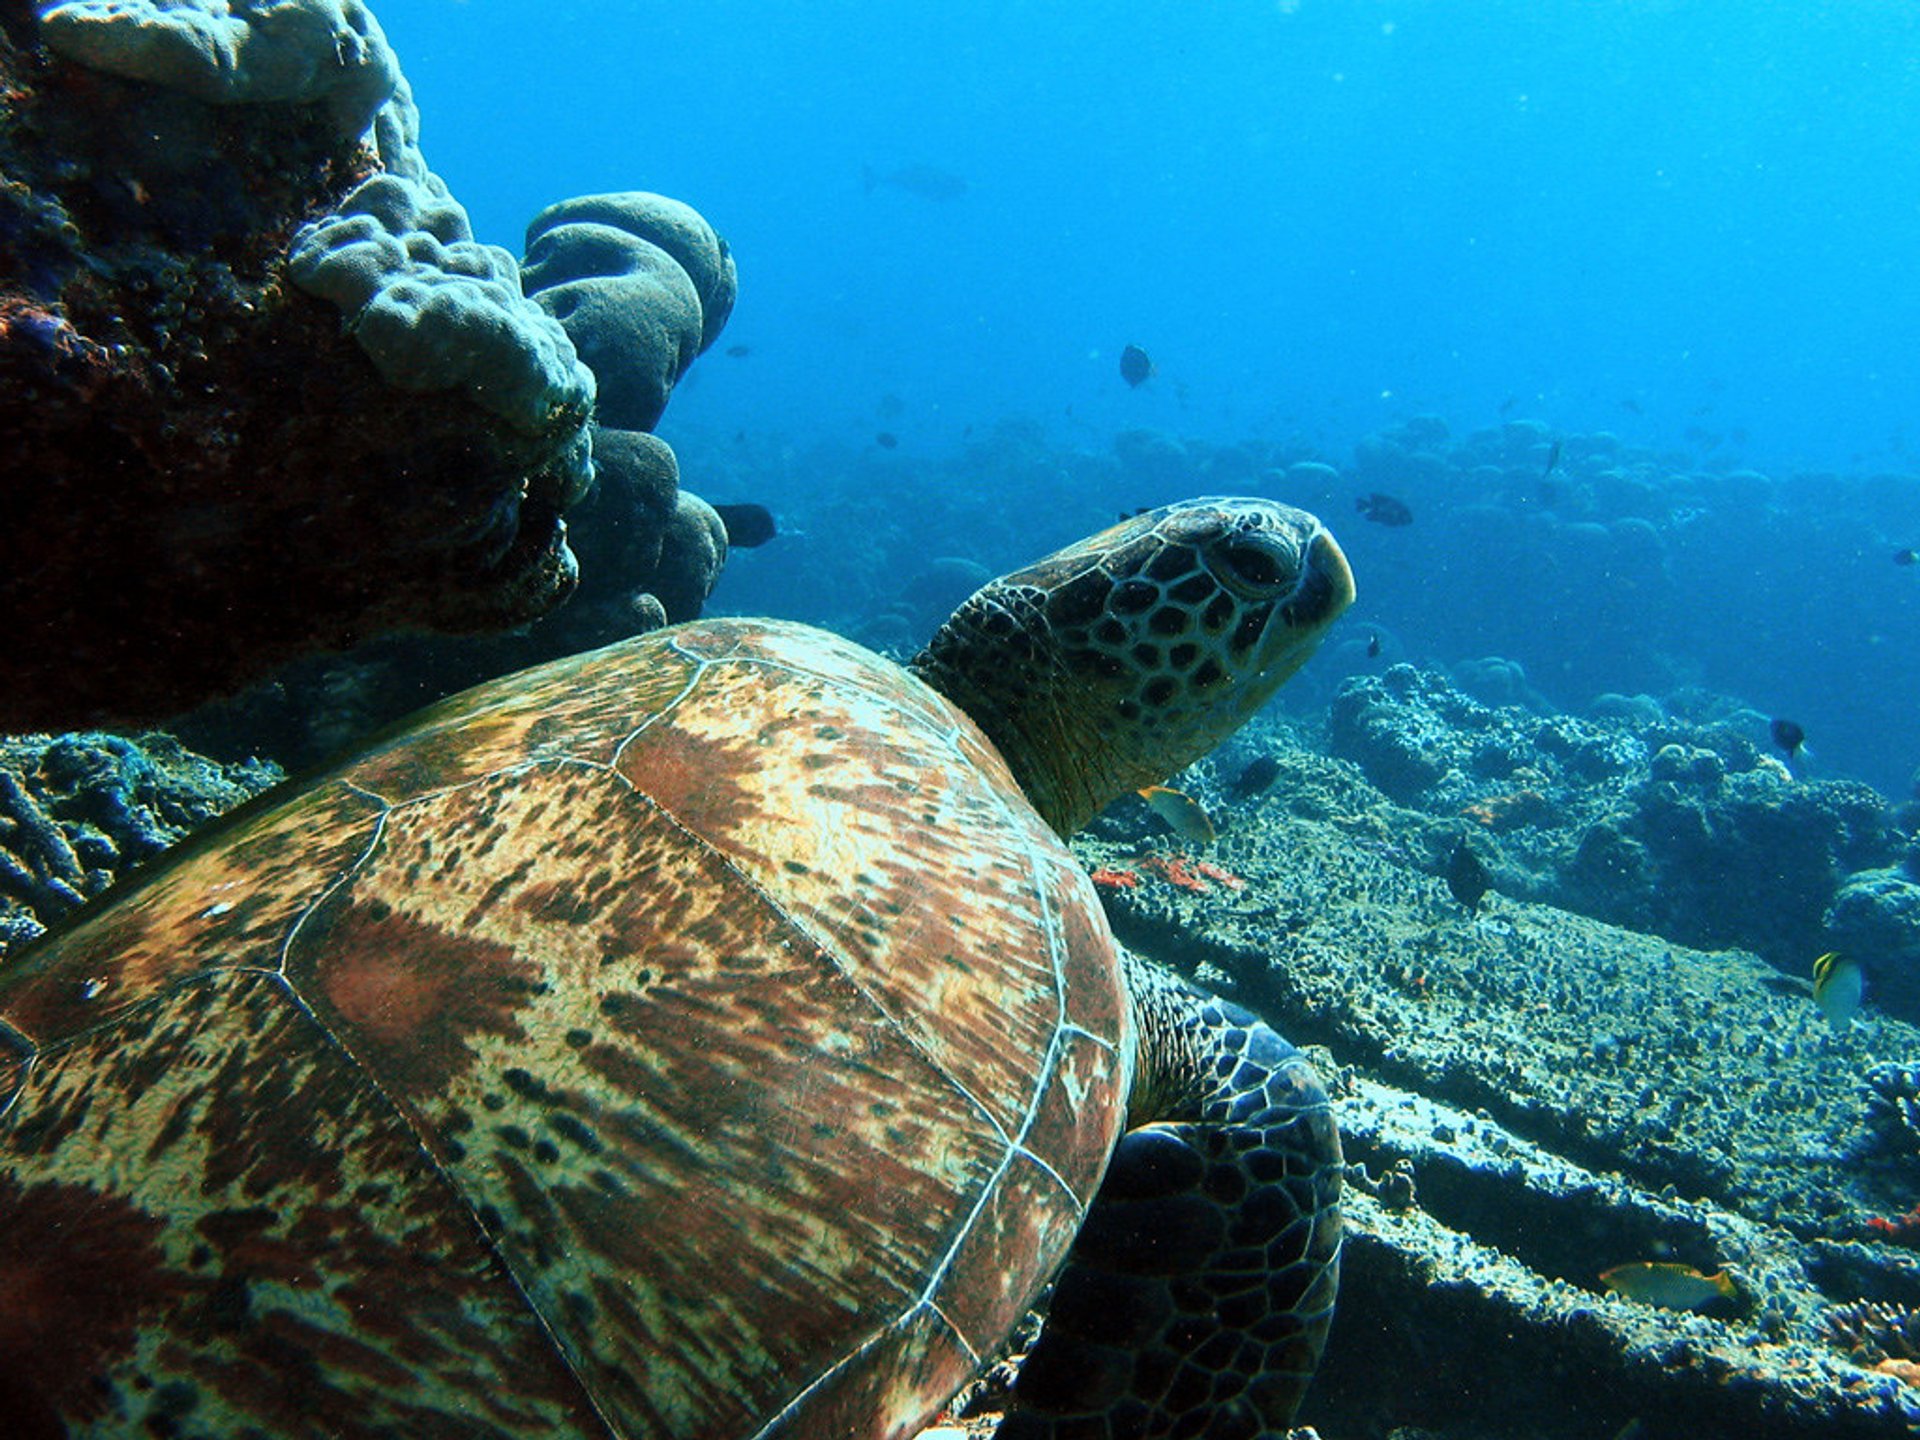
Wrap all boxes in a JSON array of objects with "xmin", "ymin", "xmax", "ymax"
[{"xmin": 1214, "ymin": 538, "xmax": 1292, "ymax": 593}]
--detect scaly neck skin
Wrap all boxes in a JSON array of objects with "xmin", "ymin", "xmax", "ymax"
[{"xmin": 910, "ymin": 607, "xmax": 1137, "ymax": 840}]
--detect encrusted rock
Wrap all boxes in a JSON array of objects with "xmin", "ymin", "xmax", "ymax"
[
  {"xmin": 0, "ymin": 3, "xmax": 597, "ymax": 728},
  {"xmin": 0, "ymin": 731, "xmax": 279, "ymax": 953}
]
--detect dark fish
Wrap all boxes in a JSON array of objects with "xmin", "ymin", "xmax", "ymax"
[
  {"xmin": 1233, "ymin": 754, "xmax": 1282, "ymax": 797},
  {"xmin": 1499, "ymin": 395, "xmax": 1519, "ymax": 415},
  {"xmin": 1366, "ymin": 632, "xmax": 1382, "ymax": 659},
  {"xmin": 862, "ymin": 163, "xmax": 968, "ymax": 201},
  {"xmin": 1542, "ymin": 440, "xmax": 1562, "ymax": 483},
  {"xmin": 1356, "ymin": 492, "xmax": 1414, "ymax": 527},
  {"xmin": 1895, "ymin": 548, "xmax": 1917, "ymax": 567},
  {"xmin": 1619, "ymin": 397, "xmax": 1643, "ymax": 414},
  {"xmin": 875, "ymin": 432, "xmax": 899, "ymax": 450},
  {"xmin": 1119, "ymin": 344, "xmax": 1154, "ymax": 388},
  {"xmin": 1117, "ymin": 506, "xmax": 1154, "ymax": 521},
  {"xmin": 877, "ymin": 392, "xmax": 906, "ymax": 418},
  {"xmin": 711, "ymin": 503, "xmax": 777, "ymax": 549},
  {"xmin": 1769, "ymin": 717, "xmax": 1806, "ymax": 758},
  {"xmin": 724, "ymin": 344, "xmax": 752, "ymax": 358},
  {"xmin": 1445, "ymin": 840, "xmax": 1490, "ymax": 910}
]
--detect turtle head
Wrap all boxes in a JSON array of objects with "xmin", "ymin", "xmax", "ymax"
[{"xmin": 910, "ymin": 497, "xmax": 1354, "ymax": 836}]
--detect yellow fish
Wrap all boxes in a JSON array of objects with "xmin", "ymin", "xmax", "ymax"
[
  {"xmin": 1599, "ymin": 1262, "xmax": 1736, "ymax": 1310},
  {"xmin": 1812, "ymin": 950, "xmax": 1863, "ymax": 1026},
  {"xmin": 1138, "ymin": 785, "xmax": 1216, "ymax": 845}
]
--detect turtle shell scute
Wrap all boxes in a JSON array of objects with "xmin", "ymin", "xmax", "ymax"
[{"xmin": 0, "ymin": 617, "xmax": 1134, "ymax": 1440}]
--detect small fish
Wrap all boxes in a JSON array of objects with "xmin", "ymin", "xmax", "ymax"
[
  {"xmin": 1769, "ymin": 717, "xmax": 1806, "ymax": 758},
  {"xmin": 1619, "ymin": 397, "xmax": 1644, "ymax": 415},
  {"xmin": 1355, "ymin": 492, "xmax": 1413, "ymax": 527},
  {"xmin": 1599, "ymin": 1262, "xmax": 1736, "ymax": 1311},
  {"xmin": 1895, "ymin": 548, "xmax": 1917, "ymax": 567},
  {"xmin": 724, "ymin": 344, "xmax": 752, "ymax": 358},
  {"xmin": 1812, "ymin": 950, "xmax": 1864, "ymax": 1026},
  {"xmin": 1117, "ymin": 506, "xmax": 1154, "ymax": 521},
  {"xmin": 875, "ymin": 432, "xmax": 899, "ymax": 450},
  {"xmin": 1232, "ymin": 755, "xmax": 1282, "ymax": 798},
  {"xmin": 1366, "ymin": 632, "xmax": 1382, "ymax": 659},
  {"xmin": 1119, "ymin": 344, "xmax": 1154, "ymax": 389},
  {"xmin": 1499, "ymin": 395, "xmax": 1519, "ymax": 415},
  {"xmin": 711, "ymin": 503, "xmax": 777, "ymax": 549},
  {"xmin": 1541, "ymin": 439, "xmax": 1562, "ymax": 483},
  {"xmin": 1444, "ymin": 840, "xmax": 1489, "ymax": 910},
  {"xmin": 862, "ymin": 163, "xmax": 968, "ymax": 201},
  {"xmin": 1138, "ymin": 785, "xmax": 1216, "ymax": 845}
]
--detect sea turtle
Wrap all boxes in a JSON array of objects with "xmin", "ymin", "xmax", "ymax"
[{"xmin": 0, "ymin": 497, "xmax": 1352, "ymax": 1440}]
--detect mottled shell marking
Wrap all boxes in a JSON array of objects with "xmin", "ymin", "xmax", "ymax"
[{"xmin": 0, "ymin": 618, "xmax": 1134, "ymax": 1440}]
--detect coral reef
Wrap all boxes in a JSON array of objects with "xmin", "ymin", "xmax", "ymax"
[
  {"xmin": 1053, "ymin": 722, "xmax": 1920, "ymax": 1437},
  {"xmin": 38, "ymin": 0, "xmax": 399, "ymax": 136},
  {"xmin": 0, "ymin": 730, "xmax": 279, "ymax": 953},
  {"xmin": 522, "ymin": 190, "xmax": 736, "ymax": 432},
  {"xmin": 0, "ymin": 0, "xmax": 597, "ymax": 729},
  {"xmin": 288, "ymin": 169, "xmax": 594, "ymax": 448},
  {"xmin": 1863, "ymin": 1063, "xmax": 1920, "ymax": 1157},
  {"xmin": 517, "ymin": 191, "xmax": 738, "ymax": 625},
  {"xmin": 1822, "ymin": 1300, "xmax": 1920, "ymax": 1364},
  {"xmin": 1327, "ymin": 665, "xmax": 1908, "ymax": 1008},
  {"xmin": 1828, "ymin": 870, "xmax": 1920, "ymax": 1019}
]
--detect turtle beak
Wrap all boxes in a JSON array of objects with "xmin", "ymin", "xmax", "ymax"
[
  {"xmin": 1285, "ymin": 528, "xmax": 1356, "ymax": 629},
  {"xmin": 1252, "ymin": 527, "xmax": 1354, "ymax": 691}
]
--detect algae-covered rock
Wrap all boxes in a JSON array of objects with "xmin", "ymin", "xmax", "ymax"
[
  {"xmin": 39, "ymin": 0, "xmax": 400, "ymax": 136},
  {"xmin": 289, "ymin": 172, "xmax": 595, "ymax": 449},
  {"xmin": 1827, "ymin": 869, "xmax": 1920, "ymax": 1021},
  {"xmin": 1329, "ymin": 667, "xmax": 1901, "ymax": 984},
  {"xmin": 0, "ymin": 4, "xmax": 599, "ymax": 728},
  {"xmin": 1064, "ymin": 721, "xmax": 1920, "ymax": 1439},
  {"xmin": 522, "ymin": 191, "xmax": 736, "ymax": 432},
  {"xmin": 0, "ymin": 731, "xmax": 280, "ymax": 954}
]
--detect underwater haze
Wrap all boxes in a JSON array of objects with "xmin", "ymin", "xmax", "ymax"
[
  {"xmin": 377, "ymin": 0, "xmax": 1920, "ymax": 798},
  {"xmin": 11, "ymin": 2, "xmax": 1920, "ymax": 1437},
  {"xmin": 384, "ymin": 0, "xmax": 1920, "ymax": 467}
]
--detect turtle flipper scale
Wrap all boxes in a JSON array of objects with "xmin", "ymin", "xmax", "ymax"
[{"xmin": 997, "ymin": 960, "xmax": 1342, "ymax": 1439}]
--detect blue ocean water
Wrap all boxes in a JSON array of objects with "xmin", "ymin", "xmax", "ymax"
[{"xmin": 376, "ymin": 0, "xmax": 1919, "ymax": 794}]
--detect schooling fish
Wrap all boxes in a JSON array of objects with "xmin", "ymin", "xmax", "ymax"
[
  {"xmin": 724, "ymin": 344, "xmax": 752, "ymax": 358},
  {"xmin": 1896, "ymin": 548, "xmax": 1918, "ymax": 567},
  {"xmin": 1355, "ymin": 492, "xmax": 1414, "ymax": 527},
  {"xmin": 1599, "ymin": 1262, "xmax": 1736, "ymax": 1311},
  {"xmin": 1812, "ymin": 950, "xmax": 1864, "ymax": 1026},
  {"xmin": 711, "ymin": 503, "xmax": 778, "ymax": 549},
  {"xmin": 875, "ymin": 432, "xmax": 899, "ymax": 450},
  {"xmin": 1138, "ymin": 785, "xmax": 1216, "ymax": 845},
  {"xmin": 1120, "ymin": 344, "xmax": 1155, "ymax": 388},
  {"xmin": 1366, "ymin": 632, "xmax": 1382, "ymax": 659},
  {"xmin": 1541, "ymin": 439, "xmax": 1562, "ymax": 483},
  {"xmin": 1769, "ymin": 717, "xmax": 1806, "ymax": 758}
]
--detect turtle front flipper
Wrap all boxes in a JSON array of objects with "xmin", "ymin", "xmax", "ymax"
[{"xmin": 997, "ymin": 953, "xmax": 1342, "ymax": 1439}]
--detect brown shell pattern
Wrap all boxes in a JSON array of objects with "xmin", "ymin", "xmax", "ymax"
[{"xmin": 0, "ymin": 618, "xmax": 1134, "ymax": 1440}]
